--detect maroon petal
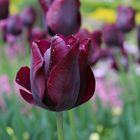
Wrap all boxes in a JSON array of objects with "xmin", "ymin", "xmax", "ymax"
[
  {"xmin": 19, "ymin": 89, "xmax": 35, "ymax": 105},
  {"xmin": 16, "ymin": 66, "xmax": 31, "ymax": 92},
  {"xmin": 66, "ymin": 35, "xmax": 77, "ymax": 46},
  {"xmin": 35, "ymin": 39, "xmax": 51, "ymax": 56},
  {"xmin": 47, "ymin": 41, "xmax": 80, "ymax": 111},
  {"xmin": 50, "ymin": 35, "xmax": 70, "ymax": 67},
  {"xmin": 74, "ymin": 40, "xmax": 91, "ymax": 106},
  {"xmin": 31, "ymin": 42, "xmax": 45, "ymax": 100},
  {"xmin": 75, "ymin": 66, "xmax": 95, "ymax": 106}
]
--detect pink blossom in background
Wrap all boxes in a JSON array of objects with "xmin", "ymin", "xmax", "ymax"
[
  {"xmin": 94, "ymin": 77, "xmax": 122, "ymax": 108},
  {"xmin": 0, "ymin": 75, "xmax": 11, "ymax": 94},
  {"xmin": 0, "ymin": 75, "xmax": 12, "ymax": 109}
]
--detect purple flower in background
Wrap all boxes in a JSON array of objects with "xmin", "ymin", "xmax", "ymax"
[
  {"xmin": 91, "ymin": 30, "xmax": 102, "ymax": 49},
  {"xmin": 116, "ymin": 6, "xmax": 136, "ymax": 33},
  {"xmin": 103, "ymin": 24, "xmax": 124, "ymax": 48},
  {"xmin": 45, "ymin": 0, "xmax": 81, "ymax": 36},
  {"xmin": 6, "ymin": 15, "xmax": 23, "ymax": 36},
  {"xmin": 16, "ymin": 35, "xmax": 95, "ymax": 111},
  {"xmin": 20, "ymin": 6, "xmax": 37, "ymax": 29},
  {"xmin": 76, "ymin": 29, "xmax": 107, "ymax": 66},
  {"xmin": 0, "ymin": 0, "xmax": 9, "ymax": 20}
]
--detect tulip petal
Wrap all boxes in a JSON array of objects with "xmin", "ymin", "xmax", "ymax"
[
  {"xmin": 35, "ymin": 39, "xmax": 50, "ymax": 56},
  {"xmin": 16, "ymin": 66, "xmax": 31, "ymax": 92},
  {"xmin": 75, "ymin": 66, "xmax": 95, "ymax": 106},
  {"xmin": 51, "ymin": 35, "xmax": 70, "ymax": 67},
  {"xmin": 47, "ymin": 41, "xmax": 80, "ymax": 111},
  {"xmin": 19, "ymin": 89, "xmax": 35, "ymax": 104},
  {"xmin": 31, "ymin": 42, "xmax": 45, "ymax": 100}
]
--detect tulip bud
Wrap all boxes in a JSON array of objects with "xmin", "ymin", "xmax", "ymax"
[
  {"xmin": 46, "ymin": 0, "xmax": 81, "ymax": 36},
  {"xmin": 6, "ymin": 15, "xmax": 23, "ymax": 36},
  {"xmin": 20, "ymin": 6, "xmax": 37, "ymax": 29},
  {"xmin": 0, "ymin": 0, "xmax": 9, "ymax": 20},
  {"xmin": 103, "ymin": 24, "xmax": 124, "ymax": 48},
  {"xmin": 16, "ymin": 35, "xmax": 95, "ymax": 111},
  {"xmin": 116, "ymin": 6, "xmax": 136, "ymax": 33}
]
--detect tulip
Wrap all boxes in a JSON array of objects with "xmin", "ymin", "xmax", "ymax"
[
  {"xmin": 20, "ymin": 6, "xmax": 37, "ymax": 29},
  {"xmin": 45, "ymin": 0, "xmax": 81, "ymax": 36},
  {"xmin": 103, "ymin": 24, "xmax": 124, "ymax": 48},
  {"xmin": 0, "ymin": 0, "xmax": 9, "ymax": 20},
  {"xmin": 16, "ymin": 35, "xmax": 95, "ymax": 111},
  {"xmin": 27, "ymin": 27, "xmax": 47, "ymax": 44},
  {"xmin": 116, "ymin": 6, "xmax": 136, "ymax": 33},
  {"xmin": 6, "ymin": 15, "xmax": 23, "ymax": 36}
]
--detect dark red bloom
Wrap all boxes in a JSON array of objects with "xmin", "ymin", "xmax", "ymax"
[
  {"xmin": 27, "ymin": 27, "xmax": 47, "ymax": 44},
  {"xmin": 103, "ymin": 24, "xmax": 124, "ymax": 48},
  {"xmin": 6, "ymin": 15, "xmax": 23, "ymax": 36},
  {"xmin": 20, "ymin": 6, "xmax": 37, "ymax": 29},
  {"xmin": 116, "ymin": 6, "xmax": 136, "ymax": 33},
  {"xmin": 16, "ymin": 35, "xmax": 95, "ymax": 111},
  {"xmin": 0, "ymin": 0, "xmax": 9, "ymax": 20},
  {"xmin": 45, "ymin": 0, "xmax": 81, "ymax": 36}
]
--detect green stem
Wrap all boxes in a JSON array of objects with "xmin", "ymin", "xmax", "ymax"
[
  {"xmin": 56, "ymin": 112, "xmax": 64, "ymax": 140},
  {"xmin": 68, "ymin": 110, "xmax": 77, "ymax": 140}
]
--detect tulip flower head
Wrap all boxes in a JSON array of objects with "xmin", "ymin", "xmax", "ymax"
[
  {"xmin": 16, "ymin": 35, "xmax": 95, "ymax": 111},
  {"xmin": 103, "ymin": 24, "xmax": 124, "ymax": 48},
  {"xmin": 6, "ymin": 15, "xmax": 23, "ymax": 36},
  {"xmin": 116, "ymin": 6, "xmax": 136, "ymax": 33},
  {"xmin": 45, "ymin": 0, "xmax": 81, "ymax": 36},
  {"xmin": 0, "ymin": 0, "xmax": 9, "ymax": 20},
  {"xmin": 20, "ymin": 6, "xmax": 37, "ymax": 29}
]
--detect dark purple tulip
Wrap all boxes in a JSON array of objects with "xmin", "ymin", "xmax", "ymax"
[
  {"xmin": 137, "ymin": 26, "xmax": 140, "ymax": 52},
  {"xmin": 91, "ymin": 30, "xmax": 102, "ymax": 48},
  {"xmin": 27, "ymin": 27, "xmax": 47, "ymax": 44},
  {"xmin": 20, "ymin": 6, "xmax": 37, "ymax": 28},
  {"xmin": 16, "ymin": 35, "xmax": 95, "ymax": 111},
  {"xmin": 46, "ymin": 0, "xmax": 81, "ymax": 36},
  {"xmin": 116, "ymin": 6, "xmax": 136, "ymax": 33},
  {"xmin": 0, "ymin": 0, "xmax": 9, "ymax": 20},
  {"xmin": 6, "ymin": 15, "xmax": 22, "ymax": 36},
  {"xmin": 103, "ymin": 24, "xmax": 124, "ymax": 48}
]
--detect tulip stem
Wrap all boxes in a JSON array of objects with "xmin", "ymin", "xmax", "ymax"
[
  {"xmin": 56, "ymin": 112, "xmax": 64, "ymax": 140},
  {"xmin": 68, "ymin": 110, "xmax": 77, "ymax": 140}
]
